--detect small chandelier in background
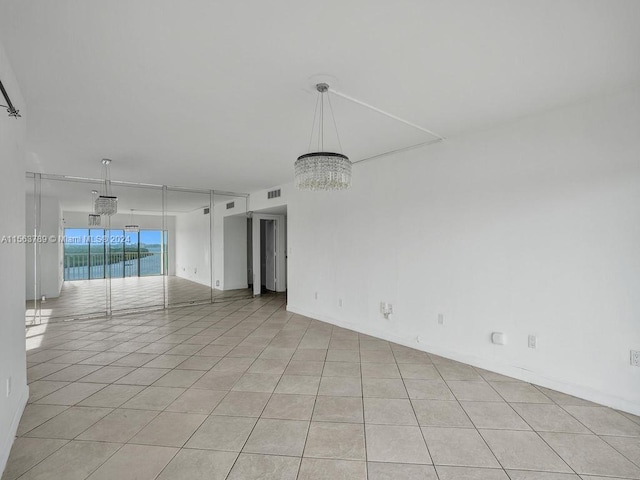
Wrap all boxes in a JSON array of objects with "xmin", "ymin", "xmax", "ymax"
[
  {"xmin": 95, "ymin": 158, "xmax": 118, "ymax": 215},
  {"xmin": 88, "ymin": 190, "xmax": 101, "ymax": 226},
  {"xmin": 124, "ymin": 209, "xmax": 139, "ymax": 233},
  {"xmin": 295, "ymin": 83, "xmax": 352, "ymax": 191}
]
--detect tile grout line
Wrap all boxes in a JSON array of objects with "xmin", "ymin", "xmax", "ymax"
[
  {"xmin": 223, "ymin": 304, "xmax": 312, "ymax": 480},
  {"xmin": 144, "ymin": 295, "xmax": 289, "ymax": 480},
  {"xmin": 15, "ymin": 295, "xmax": 284, "ymax": 480},
  {"xmin": 476, "ymin": 368, "xmax": 581, "ymax": 477},
  {"xmin": 398, "ymin": 347, "xmax": 441, "ymax": 480}
]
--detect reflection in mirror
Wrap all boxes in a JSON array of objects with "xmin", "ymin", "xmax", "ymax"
[
  {"xmin": 25, "ymin": 172, "xmax": 253, "ymax": 321},
  {"xmin": 166, "ymin": 188, "xmax": 213, "ymax": 306},
  {"xmin": 26, "ymin": 176, "xmax": 108, "ymax": 320},
  {"xmin": 211, "ymin": 192, "xmax": 252, "ymax": 302},
  {"xmin": 107, "ymin": 182, "xmax": 165, "ymax": 313}
]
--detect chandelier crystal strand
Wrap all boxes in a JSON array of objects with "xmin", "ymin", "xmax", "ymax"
[
  {"xmin": 294, "ymin": 152, "xmax": 352, "ymax": 190},
  {"xmin": 295, "ymin": 83, "xmax": 352, "ymax": 191},
  {"xmin": 88, "ymin": 190, "xmax": 101, "ymax": 226}
]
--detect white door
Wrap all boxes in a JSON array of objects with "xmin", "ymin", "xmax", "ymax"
[{"xmin": 265, "ymin": 220, "xmax": 276, "ymax": 291}]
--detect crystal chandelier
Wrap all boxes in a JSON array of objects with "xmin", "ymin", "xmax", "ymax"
[
  {"xmin": 88, "ymin": 190, "xmax": 101, "ymax": 226},
  {"xmin": 95, "ymin": 158, "xmax": 118, "ymax": 215},
  {"xmin": 124, "ymin": 209, "xmax": 139, "ymax": 233},
  {"xmin": 295, "ymin": 83, "xmax": 351, "ymax": 191}
]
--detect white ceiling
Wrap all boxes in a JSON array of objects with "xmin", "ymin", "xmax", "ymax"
[{"xmin": 3, "ymin": 0, "xmax": 640, "ymax": 193}]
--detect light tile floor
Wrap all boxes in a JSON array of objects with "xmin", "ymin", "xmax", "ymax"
[
  {"xmin": 5, "ymin": 294, "xmax": 640, "ymax": 480},
  {"xmin": 26, "ymin": 276, "xmax": 252, "ymax": 322}
]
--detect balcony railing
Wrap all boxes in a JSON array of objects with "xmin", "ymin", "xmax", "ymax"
[{"xmin": 64, "ymin": 251, "xmax": 162, "ymax": 281}]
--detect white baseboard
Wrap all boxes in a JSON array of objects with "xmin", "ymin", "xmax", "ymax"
[
  {"xmin": 287, "ymin": 304, "xmax": 640, "ymax": 417},
  {"xmin": 221, "ymin": 283, "xmax": 249, "ymax": 291},
  {"xmin": 0, "ymin": 384, "xmax": 29, "ymax": 477}
]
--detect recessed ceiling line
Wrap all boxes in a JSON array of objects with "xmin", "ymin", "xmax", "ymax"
[{"xmin": 328, "ymin": 87, "xmax": 445, "ymax": 141}]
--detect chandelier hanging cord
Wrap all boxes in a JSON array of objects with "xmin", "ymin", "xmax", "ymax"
[
  {"xmin": 307, "ymin": 93, "xmax": 320, "ymax": 153},
  {"xmin": 101, "ymin": 159, "xmax": 112, "ymax": 197},
  {"xmin": 326, "ymin": 91, "xmax": 343, "ymax": 154},
  {"xmin": 95, "ymin": 158, "xmax": 118, "ymax": 216},
  {"xmin": 306, "ymin": 82, "xmax": 343, "ymax": 154},
  {"xmin": 318, "ymin": 86, "xmax": 323, "ymax": 151}
]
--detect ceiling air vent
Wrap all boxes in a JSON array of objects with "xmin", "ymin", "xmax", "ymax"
[
  {"xmin": 226, "ymin": 201, "xmax": 235, "ymax": 210},
  {"xmin": 203, "ymin": 207, "xmax": 210, "ymax": 215},
  {"xmin": 267, "ymin": 189, "xmax": 281, "ymax": 199}
]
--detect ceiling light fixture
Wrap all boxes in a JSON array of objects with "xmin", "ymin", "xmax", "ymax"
[
  {"xmin": 95, "ymin": 159, "xmax": 118, "ymax": 215},
  {"xmin": 88, "ymin": 190, "xmax": 101, "ymax": 226},
  {"xmin": 295, "ymin": 83, "xmax": 352, "ymax": 191},
  {"xmin": 0, "ymin": 78, "xmax": 20, "ymax": 118},
  {"xmin": 124, "ymin": 209, "xmax": 139, "ymax": 233}
]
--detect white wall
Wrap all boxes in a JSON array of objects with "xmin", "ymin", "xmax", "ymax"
[
  {"xmin": 25, "ymin": 195, "xmax": 63, "ymax": 300},
  {"xmin": 223, "ymin": 216, "xmax": 248, "ymax": 290},
  {"xmin": 288, "ymin": 87, "xmax": 640, "ymax": 415},
  {"xmin": 175, "ymin": 208, "xmax": 211, "ymax": 286},
  {"xmin": 0, "ymin": 41, "xmax": 28, "ymax": 476},
  {"xmin": 248, "ymin": 184, "xmax": 289, "ymax": 212}
]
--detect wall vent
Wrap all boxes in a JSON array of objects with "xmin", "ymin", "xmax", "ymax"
[
  {"xmin": 267, "ymin": 189, "xmax": 281, "ymax": 199},
  {"xmin": 226, "ymin": 201, "xmax": 235, "ymax": 210},
  {"xmin": 203, "ymin": 207, "xmax": 210, "ymax": 215}
]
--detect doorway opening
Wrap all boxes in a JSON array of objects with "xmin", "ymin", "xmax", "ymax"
[{"xmin": 260, "ymin": 219, "xmax": 276, "ymax": 293}]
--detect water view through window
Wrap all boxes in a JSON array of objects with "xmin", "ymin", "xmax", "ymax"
[{"xmin": 64, "ymin": 228, "xmax": 166, "ymax": 280}]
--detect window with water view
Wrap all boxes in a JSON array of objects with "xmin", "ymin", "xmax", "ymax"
[{"xmin": 63, "ymin": 228, "xmax": 166, "ymax": 280}]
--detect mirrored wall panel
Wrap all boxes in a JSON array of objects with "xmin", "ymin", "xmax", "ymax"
[
  {"xmin": 26, "ymin": 175, "xmax": 109, "ymax": 322},
  {"xmin": 25, "ymin": 173, "xmax": 253, "ymax": 322},
  {"xmin": 165, "ymin": 188, "xmax": 212, "ymax": 306},
  {"xmin": 107, "ymin": 182, "xmax": 165, "ymax": 314},
  {"xmin": 212, "ymin": 192, "xmax": 252, "ymax": 302}
]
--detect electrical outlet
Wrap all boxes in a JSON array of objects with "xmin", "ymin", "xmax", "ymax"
[
  {"xmin": 338, "ymin": 298, "xmax": 342, "ymax": 307},
  {"xmin": 314, "ymin": 292, "xmax": 318, "ymax": 300},
  {"xmin": 6, "ymin": 377, "xmax": 11, "ymax": 398},
  {"xmin": 437, "ymin": 313, "xmax": 444, "ymax": 325},
  {"xmin": 631, "ymin": 350, "xmax": 640, "ymax": 367},
  {"xmin": 528, "ymin": 335, "xmax": 537, "ymax": 349},
  {"xmin": 491, "ymin": 332, "xmax": 506, "ymax": 345}
]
